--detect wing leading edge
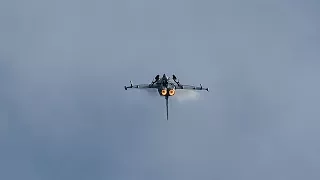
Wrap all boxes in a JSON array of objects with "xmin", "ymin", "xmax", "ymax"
[
  {"xmin": 175, "ymin": 84, "xmax": 209, "ymax": 91},
  {"xmin": 172, "ymin": 75, "xmax": 209, "ymax": 91},
  {"xmin": 124, "ymin": 81, "xmax": 157, "ymax": 90}
]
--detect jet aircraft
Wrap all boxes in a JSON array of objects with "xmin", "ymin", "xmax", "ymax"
[{"xmin": 124, "ymin": 74, "xmax": 209, "ymax": 120}]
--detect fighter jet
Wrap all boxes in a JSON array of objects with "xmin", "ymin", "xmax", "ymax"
[{"xmin": 124, "ymin": 74, "xmax": 209, "ymax": 120}]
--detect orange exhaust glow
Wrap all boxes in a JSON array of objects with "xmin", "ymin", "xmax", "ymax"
[
  {"xmin": 169, "ymin": 89, "xmax": 175, "ymax": 96},
  {"xmin": 161, "ymin": 89, "xmax": 167, "ymax": 96}
]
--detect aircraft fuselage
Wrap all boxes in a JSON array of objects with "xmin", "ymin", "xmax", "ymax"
[{"xmin": 156, "ymin": 74, "xmax": 176, "ymax": 96}]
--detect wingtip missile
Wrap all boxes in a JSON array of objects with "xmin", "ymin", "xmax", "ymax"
[{"xmin": 124, "ymin": 81, "xmax": 133, "ymax": 90}]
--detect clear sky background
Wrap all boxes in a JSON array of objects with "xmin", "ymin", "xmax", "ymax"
[{"xmin": 1, "ymin": 0, "xmax": 320, "ymax": 179}]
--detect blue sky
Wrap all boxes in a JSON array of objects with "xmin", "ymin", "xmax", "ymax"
[{"xmin": 1, "ymin": 0, "xmax": 320, "ymax": 179}]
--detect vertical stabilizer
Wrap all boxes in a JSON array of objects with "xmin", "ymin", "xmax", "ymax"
[{"xmin": 165, "ymin": 96, "xmax": 169, "ymax": 120}]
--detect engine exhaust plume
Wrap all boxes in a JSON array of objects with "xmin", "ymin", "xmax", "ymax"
[{"xmin": 173, "ymin": 89, "xmax": 200, "ymax": 102}]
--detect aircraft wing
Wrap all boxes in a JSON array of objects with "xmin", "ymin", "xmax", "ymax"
[
  {"xmin": 124, "ymin": 81, "xmax": 158, "ymax": 90},
  {"xmin": 171, "ymin": 75, "xmax": 209, "ymax": 91},
  {"xmin": 175, "ymin": 84, "xmax": 209, "ymax": 91}
]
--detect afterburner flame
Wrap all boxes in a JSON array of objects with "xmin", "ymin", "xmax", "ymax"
[
  {"xmin": 169, "ymin": 89, "xmax": 175, "ymax": 96},
  {"xmin": 161, "ymin": 89, "xmax": 167, "ymax": 96}
]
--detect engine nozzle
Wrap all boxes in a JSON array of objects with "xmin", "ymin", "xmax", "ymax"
[
  {"xmin": 161, "ymin": 89, "xmax": 167, "ymax": 96},
  {"xmin": 168, "ymin": 89, "xmax": 175, "ymax": 96}
]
